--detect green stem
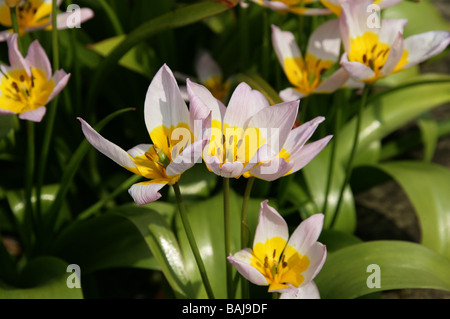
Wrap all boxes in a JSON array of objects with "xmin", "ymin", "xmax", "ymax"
[
  {"xmin": 239, "ymin": 5, "xmax": 249, "ymax": 71},
  {"xmin": 240, "ymin": 176, "xmax": 255, "ymax": 299},
  {"xmin": 98, "ymin": 0, "xmax": 125, "ymax": 35},
  {"xmin": 323, "ymin": 91, "xmax": 343, "ymax": 217},
  {"xmin": 77, "ymin": 175, "xmax": 143, "ymax": 220},
  {"xmin": 35, "ymin": 0, "xmax": 60, "ymax": 225},
  {"xmin": 331, "ymin": 85, "xmax": 370, "ymax": 228},
  {"xmin": 51, "ymin": 0, "xmax": 60, "ymax": 69},
  {"xmin": 172, "ymin": 183, "xmax": 215, "ymax": 299},
  {"xmin": 241, "ymin": 177, "xmax": 255, "ymax": 249},
  {"xmin": 223, "ymin": 177, "xmax": 233, "ymax": 298},
  {"xmin": 261, "ymin": 11, "xmax": 269, "ymax": 80},
  {"xmin": 24, "ymin": 121, "xmax": 36, "ymax": 255},
  {"xmin": 9, "ymin": 7, "xmax": 22, "ymax": 52},
  {"xmin": 299, "ymin": 96, "xmax": 309, "ymax": 125}
]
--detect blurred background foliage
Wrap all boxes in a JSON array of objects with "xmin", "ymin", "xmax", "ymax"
[{"xmin": 0, "ymin": 0, "xmax": 450, "ymax": 299}]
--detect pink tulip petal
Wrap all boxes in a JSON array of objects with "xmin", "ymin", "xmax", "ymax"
[
  {"xmin": 253, "ymin": 200, "xmax": 289, "ymax": 247},
  {"xmin": 227, "ymin": 250, "xmax": 269, "ymax": 286},
  {"xmin": 18, "ymin": 106, "xmax": 46, "ymax": 122},
  {"xmin": 128, "ymin": 181, "xmax": 166, "ymax": 206}
]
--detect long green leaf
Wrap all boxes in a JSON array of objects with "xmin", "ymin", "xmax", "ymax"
[
  {"xmin": 303, "ymin": 143, "xmax": 357, "ymax": 233},
  {"xmin": 111, "ymin": 205, "xmax": 195, "ymax": 299},
  {"xmin": 305, "ymin": 75, "xmax": 450, "ymax": 232},
  {"xmin": 315, "ymin": 240, "xmax": 450, "ymax": 299},
  {"xmin": 383, "ymin": 0, "xmax": 450, "ymax": 37},
  {"xmin": 372, "ymin": 161, "xmax": 450, "ymax": 259},
  {"xmin": 175, "ymin": 189, "xmax": 263, "ymax": 298},
  {"xmin": 86, "ymin": 0, "xmax": 238, "ymax": 111},
  {"xmin": 0, "ymin": 256, "xmax": 83, "ymax": 299},
  {"xmin": 342, "ymin": 75, "xmax": 450, "ymax": 165},
  {"xmin": 43, "ymin": 108, "xmax": 135, "ymax": 237},
  {"xmin": 53, "ymin": 212, "xmax": 158, "ymax": 273}
]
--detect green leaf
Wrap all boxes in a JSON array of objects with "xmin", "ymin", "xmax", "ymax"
[
  {"xmin": 53, "ymin": 212, "xmax": 158, "ymax": 273},
  {"xmin": 383, "ymin": 0, "xmax": 450, "ymax": 37},
  {"xmin": 6, "ymin": 184, "xmax": 71, "ymax": 231},
  {"xmin": 302, "ymin": 143, "xmax": 358, "ymax": 233},
  {"xmin": 175, "ymin": 189, "xmax": 263, "ymax": 298},
  {"xmin": 167, "ymin": 164, "xmax": 218, "ymax": 202},
  {"xmin": 43, "ymin": 107, "xmax": 135, "ymax": 236},
  {"xmin": 0, "ymin": 256, "xmax": 83, "ymax": 299},
  {"xmin": 371, "ymin": 161, "xmax": 450, "ymax": 259},
  {"xmin": 86, "ymin": 0, "xmax": 238, "ymax": 110},
  {"xmin": 111, "ymin": 205, "xmax": 195, "ymax": 299},
  {"xmin": 315, "ymin": 240, "xmax": 450, "ymax": 299},
  {"xmin": 344, "ymin": 74, "xmax": 450, "ymax": 165},
  {"xmin": 417, "ymin": 114, "xmax": 438, "ymax": 162},
  {"xmin": 89, "ymin": 35, "xmax": 159, "ymax": 78},
  {"xmin": 318, "ymin": 229, "xmax": 363, "ymax": 254}
]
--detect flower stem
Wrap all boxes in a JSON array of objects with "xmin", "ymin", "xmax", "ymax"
[
  {"xmin": 323, "ymin": 91, "xmax": 343, "ymax": 216},
  {"xmin": 240, "ymin": 176, "xmax": 255, "ymax": 299},
  {"xmin": 35, "ymin": 0, "xmax": 60, "ymax": 224},
  {"xmin": 98, "ymin": 0, "xmax": 124, "ymax": 35},
  {"xmin": 172, "ymin": 183, "xmax": 215, "ymax": 299},
  {"xmin": 223, "ymin": 177, "xmax": 233, "ymax": 298},
  {"xmin": 9, "ymin": 7, "xmax": 22, "ymax": 53},
  {"xmin": 24, "ymin": 121, "xmax": 36, "ymax": 255},
  {"xmin": 78, "ymin": 175, "xmax": 143, "ymax": 220},
  {"xmin": 331, "ymin": 85, "xmax": 370, "ymax": 228},
  {"xmin": 299, "ymin": 96, "xmax": 309, "ymax": 125}
]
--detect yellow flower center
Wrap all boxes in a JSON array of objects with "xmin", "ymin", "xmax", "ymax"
[
  {"xmin": 130, "ymin": 123, "xmax": 194, "ymax": 185},
  {"xmin": 203, "ymin": 76, "xmax": 230, "ymax": 103},
  {"xmin": 348, "ymin": 31, "xmax": 408, "ymax": 83},
  {"xmin": 206, "ymin": 120, "xmax": 267, "ymax": 169},
  {"xmin": 0, "ymin": 0, "xmax": 52, "ymax": 34},
  {"xmin": 283, "ymin": 53, "xmax": 333, "ymax": 96},
  {"xmin": 251, "ymin": 237, "xmax": 310, "ymax": 291},
  {"xmin": 0, "ymin": 67, "xmax": 54, "ymax": 114}
]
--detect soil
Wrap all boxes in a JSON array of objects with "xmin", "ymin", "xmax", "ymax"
[{"xmin": 353, "ymin": 0, "xmax": 450, "ymax": 299}]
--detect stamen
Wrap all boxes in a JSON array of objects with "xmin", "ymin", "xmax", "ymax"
[
  {"xmin": 11, "ymin": 81, "xmax": 19, "ymax": 93},
  {"xmin": 144, "ymin": 152, "xmax": 153, "ymax": 161},
  {"xmin": 264, "ymin": 256, "xmax": 269, "ymax": 268},
  {"xmin": 363, "ymin": 54, "xmax": 367, "ymax": 64},
  {"xmin": 273, "ymin": 249, "xmax": 276, "ymax": 259},
  {"xmin": 19, "ymin": 75, "xmax": 25, "ymax": 82}
]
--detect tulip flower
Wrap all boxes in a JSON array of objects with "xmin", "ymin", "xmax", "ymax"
[
  {"xmin": 78, "ymin": 64, "xmax": 208, "ymax": 206},
  {"xmin": 228, "ymin": 200, "xmax": 326, "ymax": 298},
  {"xmin": 272, "ymin": 21, "xmax": 362, "ymax": 102},
  {"xmin": 320, "ymin": 0, "xmax": 401, "ymax": 17},
  {"xmin": 247, "ymin": 0, "xmax": 331, "ymax": 16},
  {"xmin": 243, "ymin": 116, "xmax": 332, "ymax": 181},
  {"xmin": 187, "ymin": 78, "xmax": 300, "ymax": 179},
  {"xmin": 339, "ymin": 0, "xmax": 450, "ymax": 84},
  {"xmin": 0, "ymin": 0, "xmax": 94, "ymax": 41},
  {"xmin": 0, "ymin": 33, "xmax": 70, "ymax": 122},
  {"xmin": 178, "ymin": 50, "xmax": 231, "ymax": 103}
]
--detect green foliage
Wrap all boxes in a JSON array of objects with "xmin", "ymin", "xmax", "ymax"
[{"xmin": 0, "ymin": 0, "xmax": 450, "ymax": 300}]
